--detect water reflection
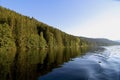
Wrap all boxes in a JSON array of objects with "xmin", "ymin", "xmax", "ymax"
[
  {"xmin": 0, "ymin": 50, "xmax": 16, "ymax": 80},
  {"xmin": 0, "ymin": 47, "xmax": 89, "ymax": 80},
  {"xmin": 38, "ymin": 46, "xmax": 120, "ymax": 80}
]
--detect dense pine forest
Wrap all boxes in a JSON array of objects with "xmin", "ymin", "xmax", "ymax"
[{"xmin": 0, "ymin": 6, "xmax": 119, "ymax": 51}]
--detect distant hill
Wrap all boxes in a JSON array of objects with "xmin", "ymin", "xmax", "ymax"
[
  {"xmin": 80, "ymin": 37, "xmax": 120, "ymax": 46},
  {"xmin": 116, "ymin": 40, "xmax": 120, "ymax": 43}
]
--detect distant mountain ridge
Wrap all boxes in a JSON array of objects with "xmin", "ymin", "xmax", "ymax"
[
  {"xmin": 116, "ymin": 40, "xmax": 120, "ymax": 43},
  {"xmin": 80, "ymin": 37, "xmax": 120, "ymax": 46}
]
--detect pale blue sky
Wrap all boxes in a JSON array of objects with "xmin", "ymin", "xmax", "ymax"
[{"xmin": 0, "ymin": 0, "xmax": 120, "ymax": 40}]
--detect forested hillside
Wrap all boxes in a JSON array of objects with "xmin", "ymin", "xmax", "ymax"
[
  {"xmin": 0, "ymin": 6, "xmax": 89, "ymax": 51},
  {"xmin": 0, "ymin": 6, "xmax": 119, "ymax": 51}
]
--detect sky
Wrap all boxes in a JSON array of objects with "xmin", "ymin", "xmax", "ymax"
[{"xmin": 0, "ymin": 0, "xmax": 120, "ymax": 40}]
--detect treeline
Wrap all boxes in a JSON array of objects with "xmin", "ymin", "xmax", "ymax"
[{"xmin": 0, "ymin": 6, "xmax": 89, "ymax": 51}]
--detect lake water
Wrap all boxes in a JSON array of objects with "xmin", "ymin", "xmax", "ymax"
[
  {"xmin": 38, "ymin": 46, "xmax": 120, "ymax": 80},
  {"xmin": 0, "ymin": 46, "xmax": 120, "ymax": 80}
]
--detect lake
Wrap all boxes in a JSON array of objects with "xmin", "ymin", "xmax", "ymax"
[{"xmin": 0, "ymin": 46, "xmax": 120, "ymax": 80}]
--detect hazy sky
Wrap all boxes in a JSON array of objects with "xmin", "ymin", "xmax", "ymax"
[{"xmin": 0, "ymin": 0, "xmax": 120, "ymax": 40}]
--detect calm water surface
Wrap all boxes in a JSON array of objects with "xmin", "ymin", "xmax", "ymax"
[
  {"xmin": 0, "ymin": 46, "xmax": 120, "ymax": 80},
  {"xmin": 38, "ymin": 46, "xmax": 120, "ymax": 80}
]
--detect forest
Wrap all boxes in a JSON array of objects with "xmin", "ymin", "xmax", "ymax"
[
  {"xmin": 0, "ymin": 6, "xmax": 119, "ymax": 51},
  {"xmin": 0, "ymin": 6, "xmax": 89, "ymax": 51}
]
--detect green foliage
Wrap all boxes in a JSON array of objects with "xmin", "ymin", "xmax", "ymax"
[
  {"xmin": 0, "ymin": 6, "xmax": 90, "ymax": 50},
  {"xmin": 39, "ymin": 32, "xmax": 47, "ymax": 48},
  {"xmin": 54, "ymin": 29, "xmax": 63, "ymax": 47},
  {"xmin": 27, "ymin": 34, "xmax": 40, "ymax": 49},
  {"xmin": 0, "ymin": 23, "xmax": 16, "ymax": 51}
]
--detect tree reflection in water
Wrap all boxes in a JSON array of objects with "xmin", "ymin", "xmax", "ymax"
[{"xmin": 0, "ymin": 47, "xmax": 89, "ymax": 80}]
